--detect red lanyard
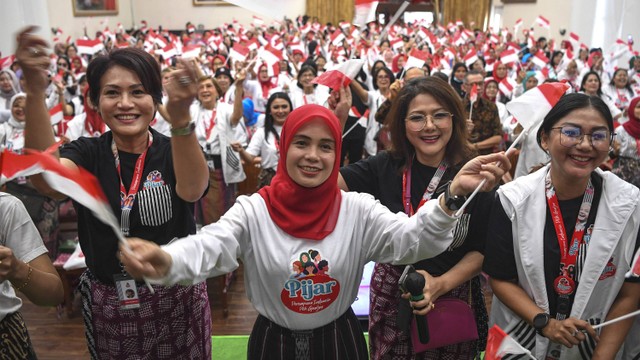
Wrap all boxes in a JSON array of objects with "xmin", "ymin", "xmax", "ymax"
[
  {"xmin": 544, "ymin": 170, "xmax": 594, "ymax": 297},
  {"xmin": 112, "ymin": 132, "xmax": 153, "ymax": 235},
  {"xmin": 401, "ymin": 159, "xmax": 448, "ymax": 216},
  {"xmin": 205, "ymin": 108, "xmax": 217, "ymax": 140}
]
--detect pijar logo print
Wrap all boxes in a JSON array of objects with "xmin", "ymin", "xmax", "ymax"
[{"xmin": 281, "ymin": 249, "xmax": 340, "ymax": 314}]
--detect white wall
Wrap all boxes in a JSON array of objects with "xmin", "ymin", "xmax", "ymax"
[
  {"xmin": 132, "ymin": 0, "xmax": 306, "ymax": 31},
  {"xmin": 0, "ymin": 0, "xmax": 51, "ymax": 57},
  {"xmin": 1, "ymin": 0, "xmax": 306, "ymax": 58},
  {"xmin": 497, "ymin": 0, "xmax": 640, "ymax": 58},
  {"xmin": 496, "ymin": 0, "xmax": 571, "ymax": 43}
]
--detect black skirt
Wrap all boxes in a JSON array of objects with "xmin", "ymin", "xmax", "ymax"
[{"xmin": 247, "ymin": 307, "xmax": 368, "ymax": 360}]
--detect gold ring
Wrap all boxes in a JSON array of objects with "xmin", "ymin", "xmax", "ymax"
[
  {"xmin": 431, "ymin": 303, "xmax": 435, "ymax": 309},
  {"xmin": 29, "ymin": 48, "xmax": 40, "ymax": 56},
  {"xmin": 571, "ymin": 330, "xmax": 578, "ymax": 337}
]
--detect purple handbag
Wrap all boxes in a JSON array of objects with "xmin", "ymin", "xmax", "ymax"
[{"xmin": 410, "ymin": 296, "xmax": 479, "ymax": 352}]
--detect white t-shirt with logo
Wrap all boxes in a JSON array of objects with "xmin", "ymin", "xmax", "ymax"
[{"xmin": 155, "ymin": 191, "xmax": 458, "ymax": 330}]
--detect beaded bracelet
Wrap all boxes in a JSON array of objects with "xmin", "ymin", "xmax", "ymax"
[{"xmin": 14, "ymin": 265, "xmax": 33, "ymax": 291}]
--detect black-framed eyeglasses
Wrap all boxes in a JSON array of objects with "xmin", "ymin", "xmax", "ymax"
[
  {"xmin": 405, "ymin": 112, "xmax": 453, "ymax": 132},
  {"xmin": 551, "ymin": 125, "xmax": 614, "ymax": 152}
]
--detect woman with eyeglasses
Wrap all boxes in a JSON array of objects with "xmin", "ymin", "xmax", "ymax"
[
  {"xmin": 340, "ymin": 77, "xmax": 502, "ymax": 359},
  {"xmin": 483, "ymin": 93, "xmax": 640, "ymax": 359}
]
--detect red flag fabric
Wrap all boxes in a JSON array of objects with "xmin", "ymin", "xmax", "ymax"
[
  {"xmin": 0, "ymin": 149, "xmax": 121, "ymax": 236},
  {"xmin": 405, "ymin": 48, "xmax": 430, "ymax": 69},
  {"xmin": 499, "ymin": 77, "xmax": 518, "ymax": 97},
  {"xmin": 485, "ymin": 325, "xmax": 532, "ymax": 360},
  {"xmin": 531, "ymin": 50, "xmax": 550, "ymax": 69},
  {"xmin": 229, "ymin": 43, "xmax": 250, "ymax": 63},
  {"xmin": 535, "ymin": 15, "xmax": 550, "ymax": 29},
  {"xmin": 1, "ymin": 55, "xmax": 15, "ymax": 70},
  {"xmin": 506, "ymin": 82, "xmax": 570, "ymax": 130},
  {"xmin": 76, "ymin": 39, "xmax": 104, "ymax": 55},
  {"xmin": 464, "ymin": 49, "xmax": 478, "ymax": 67},
  {"xmin": 469, "ymin": 84, "xmax": 478, "ymax": 103},
  {"xmin": 49, "ymin": 103, "xmax": 64, "ymax": 126},
  {"xmin": 312, "ymin": 59, "xmax": 365, "ymax": 91},
  {"xmin": 500, "ymin": 49, "xmax": 519, "ymax": 65}
]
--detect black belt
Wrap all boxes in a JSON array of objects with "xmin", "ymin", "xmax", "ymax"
[{"xmin": 205, "ymin": 154, "xmax": 223, "ymax": 169}]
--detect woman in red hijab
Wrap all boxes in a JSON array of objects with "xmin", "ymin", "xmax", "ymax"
[
  {"xmin": 121, "ymin": 102, "xmax": 509, "ymax": 360},
  {"xmin": 612, "ymin": 96, "xmax": 640, "ymax": 187}
]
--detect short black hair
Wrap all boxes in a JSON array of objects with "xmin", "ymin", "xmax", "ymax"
[{"xmin": 87, "ymin": 47, "xmax": 162, "ymax": 107}]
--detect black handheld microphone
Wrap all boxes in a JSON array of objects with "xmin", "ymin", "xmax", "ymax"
[{"xmin": 405, "ymin": 272, "xmax": 430, "ymax": 344}]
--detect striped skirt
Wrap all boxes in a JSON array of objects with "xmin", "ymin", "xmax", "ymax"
[
  {"xmin": 79, "ymin": 270, "xmax": 211, "ymax": 360},
  {"xmin": 247, "ymin": 308, "xmax": 368, "ymax": 360},
  {"xmin": 0, "ymin": 311, "xmax": 37, "ymax": 360}
]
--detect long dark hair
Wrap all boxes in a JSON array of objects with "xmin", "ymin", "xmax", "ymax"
[
  {"xmin": 580, "ymin": 71, "xmax": 603, "ymax": 97},
  {"xmin": 264, "ymin": 92, "xmax": 292, "ymax": 144},
  {"xmin": 387, "ymin": 77, "xmax": 473, "ymax": 169}
]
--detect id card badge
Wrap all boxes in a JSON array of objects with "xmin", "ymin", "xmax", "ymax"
[{"xmin": 114, "ymin": 273, "xmax": 141, "ymax": 310}]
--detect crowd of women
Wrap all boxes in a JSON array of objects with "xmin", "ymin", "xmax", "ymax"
[{"xmin": 0, "ymin": 10, "xmax": 639, "ymax": 360}]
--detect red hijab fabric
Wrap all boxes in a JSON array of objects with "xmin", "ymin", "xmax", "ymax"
[
  {"xmin": 83, "ymin": 87, "xmax": 106, "ymax": 136},
  {"xmin": 623, "ymin": 97, "xmax": 640, "ymax": 138},
  {"xmin": 258, "ymin": 104, "xmax": 342, "ymax": 240},
  {"xmin": 258, "ymin": 64, "xmax": 276, "ymax": 98}
]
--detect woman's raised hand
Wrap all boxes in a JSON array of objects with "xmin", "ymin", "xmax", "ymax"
[
  {"xmin": 164, "ymin": 59, "xmax": 199, "ymax": 127},
  {"xmin": 450, "ymin": 152, "xmax": 511, "ymax": 196},
  {"xmin": 15, "ymin": 26, "xmax": 51, "ymax": 94}
]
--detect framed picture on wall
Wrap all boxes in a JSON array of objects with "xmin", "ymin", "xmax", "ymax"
[
  {"xmin": 72, "ymin": 0, "xmax": 118, "ymax": 16},
  {"xmin": 193, "ymin": 0, "xmax": 232, "ymax": 5}
]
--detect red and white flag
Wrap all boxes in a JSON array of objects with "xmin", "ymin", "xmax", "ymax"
[
  {"xmin": 76, "ymin": 39, "xmax": 104, "ymax": 55},
  {"xmin": 390, "ymin": 38, "xmax": 404, "ymax": 52},
  {"xmin": 464, "ymin": 49, "xmax": 478, "ymax": 67},
  {"xmin": 49, "ymin": 104, "xmax": 64, "ymax": 126},
  {"xmin": 252, "ymin": 15, "xmax": 264, "ymax": 26},
  {"xmin": 531, "ymin": 50, "xmax": 550, "ymax": 69},
  {"xmin": 259, "ymin": 44, "xmax": 283, "ymax": 67},
  {"xmin": 330, "ymin": 30, "xmax": 346, "ymax": 46},
  {"xmin": 485, "ymin": 325, "xmax": 533, "ymax": 360},
  {"xmin": 0, "ymin": 55, "xmax": 15, "ymax": 70},
  {"xmin": 0, "ymin": 149, "xmax": 121, "ymax": 238},
  {"xmin": 161, "ymin": 43, "xmax": 178, "ymax": 59},
  {"xmin": 569, "ymin": 32, "xmax": 580, "ymax": 45},
  {"xmin": 514, "ymin": 18, "xmax": 523, "ymax": 30},
  {"xmin": 627, "ymin": 247, "xmax": 640, "ymax": 278},
  {"xmin": 229, "ymin": 43, "xmax": 250, "ymax": 63},
  {"xmin": 469, "ymin": 84, "xmax": 478, "ymax": 103},
  {"xmin": 180, "ymin": 45, "xmax": 201, "ymax": 59},
  {"xmin": 506, "ymin": 82, "xmax": 570, "ymax": 130},
  {"xmin": 535, "ymin": 15, "xmax": 550, "ymax": 29},
  {"xmin": 405, "ymin": 48, "xmax": 430, "ymax": 69},
  {"xmin": 246, "ymin": 38, "xmax": 260, "ymax": 51},
  {"xmin": 353, "ymin": 0, "xmax": 379, "ymax": 27},
  {"xmin": 498, "ymin": 76, "xmax": 518, "ymax": 97},
  {"xmin": 312, "ymin": 59, "xmax": 365, "ymax": 91},
  {"xmin": 500, "ymin": 49, "xmax": 519, "ymax": 65}
]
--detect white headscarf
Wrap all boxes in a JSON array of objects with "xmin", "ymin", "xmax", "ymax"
[{"xmin": 0, "ymin": 70, "xmax": 21, "ymax": 109}]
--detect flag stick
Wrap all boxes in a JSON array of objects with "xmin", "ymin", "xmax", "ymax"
[
  {"xmin": 454, "ymin": 126, "xmax": 530, "ymax": 216},
  {"xmin": 592, "ymin": 309, "xmax": 640, "ymax": 330},
  {"xmin": 376, "ymin": 1, "xmax": 411, "ymax": 46},
  {"xmin": 342, "ymin": 121, "xmax": 361, "ymax": 138}
]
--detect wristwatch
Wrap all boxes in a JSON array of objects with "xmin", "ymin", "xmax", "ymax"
[
  {"xmin": 533, "ymin": 312, "xmax": 550, "ymax": 336},
  {"xmin": 170, "ymin": 122, "xmax": 196, "ymax": 136},
  {"xmin": 444, "ymin": 182, "xmax": 467, "ymax": 211}
]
